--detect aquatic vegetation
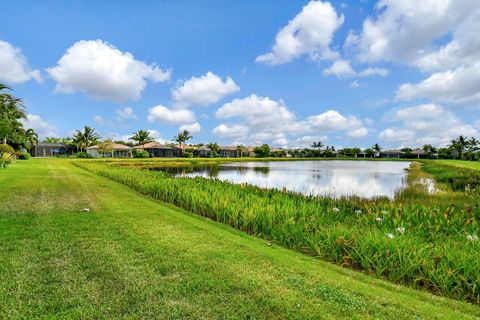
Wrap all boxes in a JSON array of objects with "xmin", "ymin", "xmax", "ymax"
[{"xmin": 74, "ymin": 159, "xmax": 480, "ymax": 303}]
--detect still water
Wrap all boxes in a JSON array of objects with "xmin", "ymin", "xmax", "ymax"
[{"xmin": 171, "ymin": 160, "xmax": 411, "ymax": 199}]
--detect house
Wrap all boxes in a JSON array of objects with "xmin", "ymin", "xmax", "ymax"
[
  {"xmin": 380, "ymin": 150, "xmax": 405, "ymax": 158},
  {"xmin": 411, "ymin": 149, "xmax": 427, "ymax": 159},
  {"xmin": 30, "ymin": 143, "xmax": 74, "ymax": 157},
  {"xmin": 218, "ymin": 146, "xmax": 239, "ymax": 157},
  {"xmin": 134, "ymin": 141, "xmax": 183, "ymax": 157},
  {"xmin": 86, "ymin": 143, "xmax": 131, "ymax": 158},
  {"xmin": 193, "ymin": 146, "xmax": 212, "ymax": 157}
]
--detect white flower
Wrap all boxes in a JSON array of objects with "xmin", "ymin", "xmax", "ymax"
[
  {"xmin": 375, "ymin": 217, "xmax": 383, "ymax": 223},
  {"xmin": 354, "ymin": 210, "xmax": 362, "ymax": 214},
  {"xmin": 466, "ymin": 234, "xmax": 478, "ymax": 242},
  {"xmin": 396, "ymin": 227, "xmax": 406, "ymax": 234},
  {"xmin": 333, "ymin": 207, "xmax": 340, "ymax": 213},
  {"xmin": 387, "ymin": 233, "xmax": 395, "ymax": 239}
]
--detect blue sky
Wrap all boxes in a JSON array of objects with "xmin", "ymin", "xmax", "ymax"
[{"xmin": 1, "ymin": 0, "xmax": 479, "ymax": 148}]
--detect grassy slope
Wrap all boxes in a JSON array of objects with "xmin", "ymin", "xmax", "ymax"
[{"xmin": 0, "ymin": 159, "xmax": 478, "ymax": 319}]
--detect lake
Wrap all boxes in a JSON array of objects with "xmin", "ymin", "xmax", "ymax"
[{"xmin": 170, "ymin": 160, "xmax": 411, "ymax": 199}]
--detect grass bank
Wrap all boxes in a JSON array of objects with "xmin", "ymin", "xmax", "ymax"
[
  {"xmin": 2, "ymin": 160, "xmax": 479, "ymax": 318},
  {"xmin": 74, "ymin": 159, "xmax": 480, "ymax": 303}
]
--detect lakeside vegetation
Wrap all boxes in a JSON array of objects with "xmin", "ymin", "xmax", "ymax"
[{"xmin": 74, "ymin": 158, "xmax": 480, "ymax": 303}]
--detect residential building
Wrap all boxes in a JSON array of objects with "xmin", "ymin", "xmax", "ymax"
[
  {"xmin": 30, "ymin": 143, "xmax": 74, "ymax": 157},
  {"xmin": 86, "ymin": 143, "xmax": 131, "ymax": 158},
  {"xmin": 134, "ymin": 141, "xmax": 183, "ymax": 157}
]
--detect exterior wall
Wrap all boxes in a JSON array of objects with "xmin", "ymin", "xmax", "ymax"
[
  {"xmin": 219, "ymin": 149, "xmax": 238, "ymax": 157},
  {"xmin": 86, "ymin": 149, "xmax": 131, "ymax": 158},
  {"xmin": 31, "ymin": 144, "xmax": 74, "ymax": 157},
  {"xmin": 147, "ymin": 147, "xmax": 182, "ymax": 157}
]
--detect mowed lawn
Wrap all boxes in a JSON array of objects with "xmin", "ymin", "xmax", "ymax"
[
  {"xmin": 435, "ymin": 160, "xmax": 480, "ymax": 170},
  {"xmin": 0, "ymin": 159, "xmax": 479, "ymax": 319}
]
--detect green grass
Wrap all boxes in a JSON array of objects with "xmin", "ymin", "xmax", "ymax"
[
  {"xmin": 73, "ymin": 159, "xmax": 480, "ymax": 304},
  {"xmin": 434, "ymin": 160, "xmax": 480, "ymax": 171},
  {"xmin": 1, "ymin": 159, "xmax": 479, "ymax": 319}
]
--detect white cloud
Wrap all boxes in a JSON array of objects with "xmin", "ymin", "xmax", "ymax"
[
  {"xmin": 147, "ymin": 129, "xmax": 166, "ymax": 143},
  {"xmin": 214, "ymin": 94, "xmax": 365, "ymax": 145},
  {"xmin": 294, "ymin": 135, "xmax": 328, "ymax": 148},
  {"xmin": 212, "ymin": 124, "xmax": 249, "ymax": 139},
  {"xmin": 323, "ymin": 60, "xmax": 356, "ymax": 78},
  {"xmin": 379, "ymin": 104, "xmax": 478, "ymax": 146},
  {"xmin": 414, "ymin": 12, "xmax": 480, "ymax": 72},
  {"xmin": 116, "ymin": 107, "xmax": 138, "ymax": 120},
  {"xmin": 345, "ymin": 0, "xmax": 478, "ymax": 63},
  {"xmin": 93, "ymin": 115, "xmax": 110, "ymax": 126},
  {"xmin": 358, "ymin": 67, "xmax": 390, "ymax": 77},
  {"xmin": 349, "ymin": 80, "xmax": 360, "ymax": 88},
  {"xmin": 395, "ymin": 63, "xmax": 480, "ymax": 105},
  {"xmin": 46, "ymin": 39, "xmax": 170, "ymax": 102},
  {"xmin": 306, "ymin": 109, "xmax": 360, "ymax": 131},
  {"xmin": 147, "ymin": 105, "xmax": 196, "ymax": 124},
  {"xmin": 256, "ymin": 1, "xmax": 344, "ymax": 65},
  {"xmin": 347, "ymin": 126, "xmax": 368, "ymax": 138},
  {"xmin": 179, "ymin": 122, "xmax": 201, "ymax": 133},
  {"xmin": 172, "ymin": 72, "xmax": 239, "ymax": 107},
  {"xmin": 0, "ymin": 40, "xmax": 42, "ymax": 83},
  {"xmin": 20, "ymin": 114, "xmax": 57, "ymax": 137}
]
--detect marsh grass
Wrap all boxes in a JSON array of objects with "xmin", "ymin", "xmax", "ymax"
[{"xmin": 74, "ymin": 159, "xmax": 480, "ymax": 303}]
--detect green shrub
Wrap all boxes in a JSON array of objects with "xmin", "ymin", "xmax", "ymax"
[
  {"xmin": 184, "ymin": 151, "xmax": 194, "ymax": 158},
  {"xmin": 132, "ymin": 149, "xmax": 150, "ymax": 158},
  {"xmin": 0, "ymin": 144, "xmax": 15, "ymax": 155},
  {"xmin": 0, "ymin": 152, "xmax": 16, "ymax": 168},
  {"xmin": 75, "ymin": 151, "xmax": 93, "ymax": 158},
  {"xmin": 17, "ymin": 152, "xmax": 31, "ymax": 160}
]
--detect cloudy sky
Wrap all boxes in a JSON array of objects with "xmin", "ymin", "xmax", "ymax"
[{"xmin": 2, "ymin": 0, "xmax": 479, "ymax": 148}]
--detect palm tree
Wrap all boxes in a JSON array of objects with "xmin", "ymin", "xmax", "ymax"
[
  {"xmin": 449, "ymin": 135, "xmax": 468, "ymax": 159},
  {"xmin": 73, "ymin": 126, "xmax": 99, "ymax": 152},
  {"xmin": 467, "ymin": 137, "xmax": 479, "ymax": 152},
  {"xmin": 0, "ymin": 83, "xmax": 26, "ymax": 145},
  {"xmin": 130, "ymin": 130, "xmax": 152, "ymax": 148},
  {"xmin": 311, "ymin": 141, "xmax": 324, "ymax": 156},
  {"xmin": 173, "ymin": 130, "xmax": 192, "ymax": 150},
  {"xmin": 236, "ymin": 144, "xmax": 248, "ymax": 157},
  {"xmin": 207, "ymin": 142, "xmax": 220, "ymax": 153},
  {"xmin": 24, "ymin": 128, "xmax": 38, "ymax": 154},
  {"xmin": 372, "ymin": 143, "xmax": 382, "ymax": 157}
]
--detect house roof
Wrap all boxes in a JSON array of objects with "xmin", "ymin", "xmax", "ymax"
[
  {"xmin": 87, "ymin": 143, "xmax": 131, "ymax": 150},
  {"xmin": 133, "ymin": 141, "xmax": 179, "ymax": 149},
  {"xmin": 411, "ymin": 149, "xmax": 426, "ymax": 155},
  {"xmin": 36, "ymin": 143, "xmax": 68, "ymax": 147},
  {"xmin": 381, "ymin": 150, "xmax": 405, "ymax": 154},
  {"xmin": 219, "ymin": 146, "xmax": 238, "ymax": 151}
]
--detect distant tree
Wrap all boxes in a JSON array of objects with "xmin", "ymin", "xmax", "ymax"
[
  {"xmin": 449, "ymin": 135, "xmax": 468, "ymax": 159},
  {"xmin": 236, "ymin": 144, "xmax": 248, "ymax": 157},
  {"xmin": 311, "ymin": 141, "xmax": 324, "ymax": 156},
  {"xmin": 372, "ymin": 143, "xmax": 382, "ymax": 156},
  {"xmin": 467, "ymin": 137, "xmax": 479, "ymax": 152},
  {"xmin": 207, "ymin": 142, "xmax": 220, "ymax": 153},
  {"xmin": 173, "ymin": 130, "xmax": 192, "ymax": 150},
  {"xmin": 422, "ymin": 144, "xmax": 437, "ymax": 158},
  {"xmin": 254, "ymin": 144, "xmax": 271, "ymax": 157},
  {"xmin": 96, "ymin": 139, "xmax": 115, "ymax": 157},
  {"xmin": 130, "ymin": 130, "xmax": 153, "ymax": 148},
  {"xmin": 72, "ymin": 126, "xmax": 99, "ymax": 152},
  {"xmin": 24, "ymin": 128, "xmax": 38, "ymax": 153},
  {"xmin": 114, "ymin": 140, "xmax": 134, "ymax": 147},
  {"xmin": 401, "ymin": 147, "xmax": 413, "ymax": 158},
  {"xmin": 365, "ymin": 148, "xmax": 375, "ymax": 158}
]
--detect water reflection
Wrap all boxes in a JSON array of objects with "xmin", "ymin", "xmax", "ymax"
[{"xmin": 166, "ymin": 160, "xmax": 410, "ymax": 199}]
